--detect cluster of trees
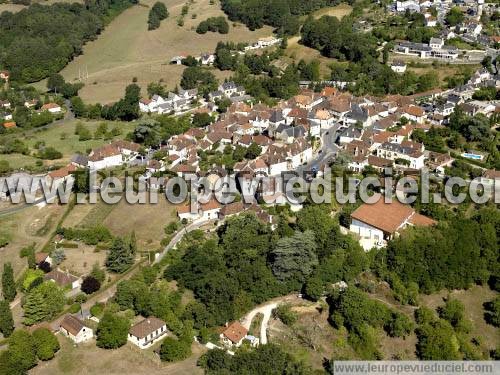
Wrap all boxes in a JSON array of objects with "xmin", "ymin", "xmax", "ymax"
[
  {"xmin": 0, "ymin": 300, "xmax": 14, "ymax": 338},
  {"xmin": 148, "ymin": 2, "xmax": 169, "ymax": 30},
  {"xmin": 196, "ymin": 16, "xmax": 229, "ymax": 34},
  {"xmin": 96, "ymin": 312, "xmax": 130, "ymax": 349},
  {"xmin": 301, "ymin": 16, "xmax": 378, "ymax": 63},
  {"xmin": 180, "ymin": 67, "xmax": 218, "ymax": 96},
  {"xmin": 165, "ymin": 205, "xmax": 369, "ymax": 327},
  {"xmin": 0, "ymin": 0, "xmax": 138, "ymax": 82},
  {"xmin": 0, "ymin": 328, "xmax": 60, "ymax": 374},
  {"xmin": 57, "ymin": 225, "xmax": 112, "ymax": 246},
  {"xmin": 131, "ymin": 115, "xmax": 191, "ymax": 146},
  {"xmin": 47, "ymin": 74, "xmax": 83, "ymax": 99},
  {"xmin": 328, "ymin": 287, "xmax": 414, "ymax": 359},
  {"xmin": 375, "ymin": 208, "xmax": 499, "ymax": 295},
  {"xmin": 373, "ymin": 11, "xmax": 438, "ymax": 44},
  {"xmin": 23, "ymin": 281, "xmax": 65, "ymax": 325},
  {"xmin": 199, "ymin": 344, "xmax": 308, "ymax": 373},
  {"xmin": 72, "ymin": 84, "xmax": 141, "ymax": 121},
  {"xmin": 221, "ymin": 0, "xmax": 352, "ymax": 35}
]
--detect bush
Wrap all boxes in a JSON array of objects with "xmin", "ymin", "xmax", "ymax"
[
  {"xmin": 196, "ymin": 17, "xmax": 228, "ymax": 34},
  {"xmin": 90, "ymin": 303, "xmax": 105, "ymax": 318},
  {"xmin": 96, "ymin": 313, "xmax": 130, "ymax": 349},
  {"xmin": 32, "ymin": 328, "xmax": 60, "ymax": 361},
  {"xmin": 69, "ymin": 303, "xmax": 81, "ymax": 314},
  {"xmin": 273, "ymin": 304, "xmax": 297, "ymax": 326},
  {"xmin": 160, "ymin": 337, "xmax": 191, "ymax": 362}
]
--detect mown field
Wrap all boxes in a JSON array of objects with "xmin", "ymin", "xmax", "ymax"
[{"xmin": 57, "ymin": 0, "xmax": 273, "ymax": 104}]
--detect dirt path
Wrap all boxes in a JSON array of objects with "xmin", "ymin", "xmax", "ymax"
[{"xmin": 241, "ymin": 302, "xmax": 279, "ymax": 345}]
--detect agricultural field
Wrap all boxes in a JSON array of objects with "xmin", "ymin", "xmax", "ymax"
[
  {"xmin": 31, "ymin": 335, "xmax": 206, "ymax": 375},
  {"xmin": 59, "ymin": 0, "xmax": 273, "ymax": 104},
  {"xmin": 311, "ymin": 3, "xmax": 353, "ymax": 20}
]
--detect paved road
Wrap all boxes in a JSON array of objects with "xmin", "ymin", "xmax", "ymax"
[
  {"xmin": 153, "ymin": 218, "xmax": 215, "ymax": 264},
  {"xmin": 241, "ymin": 302, "xmax": 278, "ymax": 345}
]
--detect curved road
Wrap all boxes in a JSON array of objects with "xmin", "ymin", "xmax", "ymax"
[{"xmin": 241, "ymin": 302, "xmax": 278, "ymax": 345}]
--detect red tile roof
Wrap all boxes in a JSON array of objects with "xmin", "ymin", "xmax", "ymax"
[{"xmin": 222, "ymin": 322, "xmax": 248, "ymax": 344}]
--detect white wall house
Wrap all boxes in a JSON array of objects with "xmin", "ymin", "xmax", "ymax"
[
  {"xmin": 128, "ymin": 317, "xmax": 168, "ymax": 349},
  {"xmin": 60, "ymin": 315, "xmax": 94, "ymax": 344}
]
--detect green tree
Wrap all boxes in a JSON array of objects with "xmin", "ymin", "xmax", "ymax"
[
  {"xmin": 416, "ymin": 320, "xmax": 461, "ymax": 360},
  {"xmin": 484, "ymin": 296, "xmax": 500, "ymax": 327},
  {"xmin": 160, "ymin": 337, "xmax": 192, "ymax": 362},
  {"xmin": 32, "ymin": 327, "xmax": 60, "ymax": 361},
  {"xmin": 2, "ymin": 263, "xmax": 16, "ymax": 302},
  {"xmin": 47, "ymin": 73, "xmax": 65, "ymax": 92},
  {"xmin": 90, "ymin": 262, "xmax": 106, "ymax": 284},
  {"xmin": 7, "ymin": 330, "xmax": 37, "ymax": 372},
  {"xmin": 0, "ymin": 300, "xmax": 14, "ymax": 338},
  {"xmin": 23, "ymin": 282, "xmax": 65, "ymax": 325},
  {"xmin": 245, "ymin": 142, "xmax": 262, "ymax": 159},
  {"xmin": 106, "ymin": 237, "xmax": 135, "ymax": 273},
  {"xmin": 270, "ymin": 230, "xmax": 318, "ymax": 285},
  {"xmin": 96, "ymin": 313, "xmax": 130, "ymax": 349},
  {"xmin": 445, "ymin": 7, "xmax": 465, "ymax": 26}
]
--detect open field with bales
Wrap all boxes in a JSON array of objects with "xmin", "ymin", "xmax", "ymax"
[{"xmin": 58, "ymin": 0, "xmax": 273, "ymax": 104}]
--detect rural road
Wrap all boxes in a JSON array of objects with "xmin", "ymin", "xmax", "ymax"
[
  {"xmin": 154, "ymin": 218, "xmax": 215, "ymax": 264},
  {"xmin": 241, "ymin": 302, "xmax": 278, "ymax": 345}
]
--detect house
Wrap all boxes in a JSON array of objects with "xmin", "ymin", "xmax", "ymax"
[
  {"xmin": 71, "ymin": 154, "xmax": 89, "ymax": 168},
  {"xmin": 395, "ymin": 0, "xmax": 420, "ymax": 13},
  {"xmin": 198, "ymin": 53, "xmax": 215, "ymax": 65},
  {"xmin": 44, "ymin": 269, "xmax": 81, "ymax": 289},
  {"xmin": 376, "ymin": 142, "xmax": 426, "ymax": 170},
  {"xmin": 2, "ymin": 121, "xmax": 16, "ymax": 129},
  {"xmin": 401, "ymin": 105, "xmax": 426, "ymax": 124},
  {"xmin": 41, "ymin": 103, "xmax": 62, "ymax": 114},
  {"xmin": 35, "ymin": 252, "xmax": 53, "ymax": 266},
  {"xmin": 390, "ymin": 60, "xmax": 407, "ymax": 73},
  {"xmin": 429, "ymin": 37, "xmax": 444, "ymax": 50},
  {"xmin": 200, "ymin": 199, "xmax": 222, "ymax": 220},
  {"xmin": 349, "ymin": 199, "xmax": 436, "ymax": 250},
  {"xmin": 47, "ymin": 164, "xmax": 77, "ymax": 187},
  {"xmin": 257, "ymin": 37, "xmax": 281, "ymax": 48},
  {"xmin": 480, "ymin": 169, "xmax": 500, "ymax": 186},
  {"xmin": 60, "ymin": 315, "xmax": 93, "ymax": 344},
  {"xmin": 128, "ymin": 317, "xmax": 168, "ymax": 349},
  {"xmin": 87, "ymin": 141, "xmax": 140, "ymax": 170},
  {"xmin": 170, "ymin": 55, "xmax": 186, "ymax": 65},
  {"xmin": 176, "ymin": 204, "xmax": 200, "ymax": 222},
  {"xmin": 220, "ymin": 321, "xmax": 248, "ymax": 348}
]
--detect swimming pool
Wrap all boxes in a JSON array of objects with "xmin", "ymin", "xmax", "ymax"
[{"xmin": 462, "ymin": 153, "xmax": 484, "ymax": 161}]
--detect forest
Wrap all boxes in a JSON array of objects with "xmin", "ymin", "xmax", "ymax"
[{"xmin": 0, "ymin": 0, "xmax": 137, "ymax": 82}]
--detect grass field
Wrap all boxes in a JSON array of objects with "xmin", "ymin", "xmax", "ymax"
[
  {"xmin": 31, "ymin": 335, "xmax": 206, "ymax": 375},
  {"xmin": 0, "ymin": 119, "xmax": 136, "ymax": 170},
  {"xmin": 58, "ymin": 0, "xmax": 273, "ymax": 104},
  {"xmin": 0, "ymin": 204, "xmax": 67, "ymax": 277},
  {"xmin": 311, "ymin": 3, "xmax": 353, "ymax": 19}
]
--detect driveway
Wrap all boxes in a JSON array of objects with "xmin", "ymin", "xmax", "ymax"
[{"xmin": 241, "ymin": 302, "xmax": 278, "ymax": 345}]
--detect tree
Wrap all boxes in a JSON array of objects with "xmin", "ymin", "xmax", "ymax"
[
  {"xmin": 47, "ymin": 73, "xmax": 65, "ymax": 92},
  {"xmin": 106, "ymin": 237, "xmax": 135, "ymax": 273},
  {"xmin": 484, "ymin": 296, "xmax": 500, "ymax": 327},
  {"xmin": 245, "ymin": 142, "xmax": 262, "ymax": 159},
  {"xmin": 160, "ymin": 337, "xmax": 192, "ymax": 362},
  {"xmin": 445, "ymin": 7, "xmax": 464, "ymax": 26},
  {"xmin": 2, "ymin": 263, "xmax": 16, "ymax": 302},
  {"xmin": 32, "ymin": 327, "xmax": 60, "ymax": 361},
  {"xmin": 23, "ymin": 282, "xmax": 65, "ymax": 325},
  {"xmin": 81, "ymin": 276, "xmax": 101, "ymax": 294},
  {"xmin": 416, "ymin": 320, "xmax": 461, "ymax": 360},
  {"xmin": 270, "ymin": 230, "xmax": 318, "ymax": 286},
  {"xmin": 90, "ymin": 263, "xmax": 106, "ymax": 284},
  {"xmin": 192, "ymin": 112, "xmax": 213, "ymax": 128},
  {"xmin": 7, "ymin": 330, "xmax": 37, "ymax": 372},
  {"xmin": 38, "ymin": 261, "xmax": 51, "ymax": 273},
  {"xmin": 96, "ymin": 313, "xmax": 130, "ymax": 349},
  {"xmin": 0, "ymin": 300, "xmax": 14, "ymax": 338},
  {"xmin": 148, "ymin": 2, "xmax": 169, "ymax": 30}
]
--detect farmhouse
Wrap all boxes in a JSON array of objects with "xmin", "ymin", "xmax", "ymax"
[
  {"xmin": 349, "ymin": 199, "xmax": 436, "ymax": 250},
  {"xmin": 128, "ymin": 317, "xmax": 168, "ymax": 349},
  {"xmin": 35, "ymin": 252, "xmax": 53, "ymax": 266},
  {"xmin": 220, "ymin": 321, "xmax": 248, "ymax": 348},
  {"xmin": 60, "ymin": 315, "xmax": 93, "ymax": 344}
]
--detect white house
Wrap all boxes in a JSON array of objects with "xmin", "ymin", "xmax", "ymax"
[
  {"xmin": 200, "ymin": 199, "xmax": 222, "ymax": 220},
  {"xmin": 41, "ymin": 103, "xmax": 62, "ymax": 114},
  {"xmin": 60, "ymin": 315, "xmax": 94, "ymax": 344},
  {"xmin": 390, "ymin": 60, "xmax": 407, "ymax": 73},
  {"xmin": 128, "ymin": 317, "xmax": 168, "ymax": 349},
  {"xmin": 349, "ymin": 200, "xmax": 436, "ymax": 250},
  {"xmin": 35, "ymin": 252, "xmax": 53, "ymax": 267}
]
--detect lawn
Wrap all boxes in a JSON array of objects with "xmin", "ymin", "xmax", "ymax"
[
  {"xmin": 57, "ymin": 0, "xmax": 273, "ymax": 104},
  {"xmin": 31, "ymin": 335, "xmax": 206, "ymax": 375},
  {"xmin": 59, "ymin": 244, "xmax": 108, "ymax": 277}
]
